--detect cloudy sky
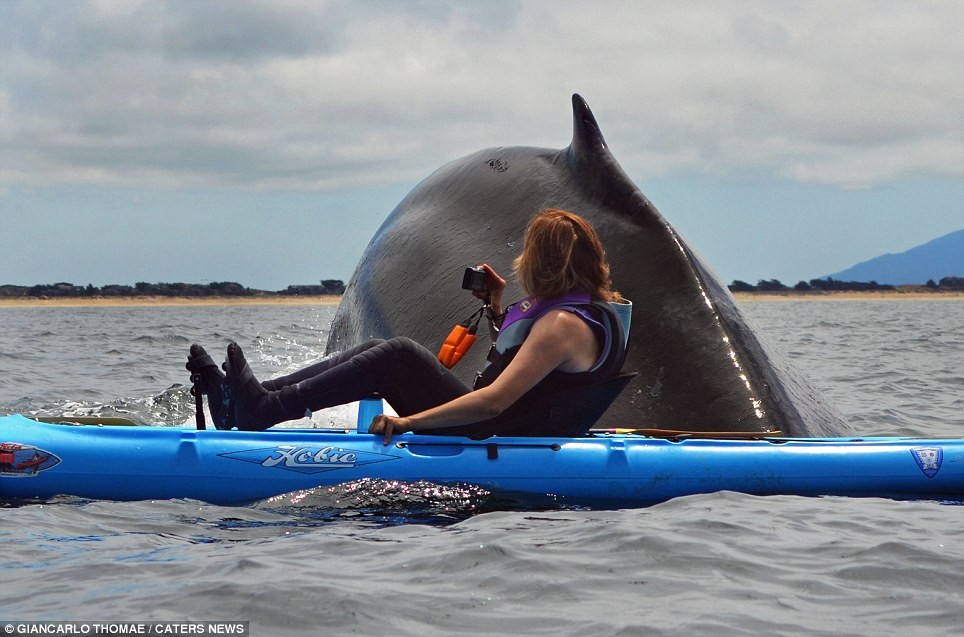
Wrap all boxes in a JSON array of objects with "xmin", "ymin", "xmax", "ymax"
[{"xmin": 2, "ymin": 0, "xmax": 962, "ymax": 290}]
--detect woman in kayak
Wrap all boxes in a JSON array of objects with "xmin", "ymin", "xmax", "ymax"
[{"xmin": 187, "ymin": 208, "xmax": 626, "ymax": 443}]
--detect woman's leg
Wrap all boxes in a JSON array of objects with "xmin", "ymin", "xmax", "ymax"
[
  {"xmin": 260, "ymin": 340, "xmax": 386, "ymax": 391},
  {"xmin": 226, "ymin": 338, "xmax": 470, "ymax": 430}
]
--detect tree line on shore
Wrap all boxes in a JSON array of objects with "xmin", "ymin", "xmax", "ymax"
[
  {"xmin": 3, "ymin": 276, "xmax": 961, "ymax": 299},
  {"xmin": 729, "ymin": 276, "xmax": 964, "ymax": 293},
  {"xmin": 0, "ymin": 280, "xmax": 346, "ymax": 299}
]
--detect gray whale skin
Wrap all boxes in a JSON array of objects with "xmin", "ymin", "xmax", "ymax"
[{"xmin": 326, "ymin": 94, "xmax": 849, "ymax": 437}]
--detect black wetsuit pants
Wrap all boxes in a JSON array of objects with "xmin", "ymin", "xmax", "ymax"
[{"xmin": 262, "ymin": 337, "xmax": 471, "ymax": 418}]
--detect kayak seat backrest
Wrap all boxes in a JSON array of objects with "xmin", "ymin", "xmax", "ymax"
[{"xmin": 462, "ymin": 370, "xmax": 638, "ymax": 439}]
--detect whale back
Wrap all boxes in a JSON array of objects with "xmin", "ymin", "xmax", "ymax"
[{"xmin": 327, "ymin": 95, "xmax": 850, "ymax": 437}]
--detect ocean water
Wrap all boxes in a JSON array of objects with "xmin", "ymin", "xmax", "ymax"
[{"xmin": 1, "ymin": 299, "xmax": 962, "ymax": 636}]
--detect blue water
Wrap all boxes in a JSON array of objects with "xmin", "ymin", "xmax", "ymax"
[{"xmin": 1, "ymin": 299, "xmax": 963, "ymax": 635}]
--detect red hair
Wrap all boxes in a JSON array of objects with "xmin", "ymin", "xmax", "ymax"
[{"xmin": 513, "ymin": 209, "xmax": 620, "ymax": 301}]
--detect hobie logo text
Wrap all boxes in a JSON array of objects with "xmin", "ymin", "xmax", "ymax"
[
  {"xmin": 220, "ymin": 442, "xmax": 398, "ymax": 474},
  {"xmin": 263, "ymin": 445, "xmax": 357, "ymax": 469}
]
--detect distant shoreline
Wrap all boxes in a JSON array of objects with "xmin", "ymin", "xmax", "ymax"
[
  {"xmin": 733, "ymin": 290, "xmax": 964, "ymax": 301},
  {"xmin": 0, "ymin": 295, "xmax": 343, "ymax": 308},
  {"xmin": 1, "ymin": 290, "xmax": 962, "ymax": 308}
]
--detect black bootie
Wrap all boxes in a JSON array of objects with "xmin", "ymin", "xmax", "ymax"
[
  {"xmin": 224, "ymin": 342, "xmax": 307, "ymax": 431},
  {"xmin": 186, "ymin": 344, "xmax": 234, "ymax": 430}
]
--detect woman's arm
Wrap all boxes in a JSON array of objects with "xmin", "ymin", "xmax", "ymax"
[{"xmin": 368, "ymin": 310, "xmax": 598, "ymax": 444}]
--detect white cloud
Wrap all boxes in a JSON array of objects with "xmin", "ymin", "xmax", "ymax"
[{"xmin": 3, "ymin": 0, "xmax": 964, "ymax": 191}]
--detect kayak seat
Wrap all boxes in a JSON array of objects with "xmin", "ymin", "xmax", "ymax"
[{"xmin": 426, "ymin": 371, "xmax": 638, "ymax": 440}]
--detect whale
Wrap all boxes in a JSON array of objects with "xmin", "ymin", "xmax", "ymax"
[{"xmin": 326, "ymin": 94, "xmax": 850, "ymax": 437}]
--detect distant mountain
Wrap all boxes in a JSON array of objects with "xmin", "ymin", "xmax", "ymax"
[{"xmin": 825, "ymin": 228, "xmax": 964, "ymax": 285}]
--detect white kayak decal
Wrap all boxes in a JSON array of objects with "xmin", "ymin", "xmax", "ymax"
[{"xmin": 911, "ymin": 447, "xmax": 943, "ymax": 478}]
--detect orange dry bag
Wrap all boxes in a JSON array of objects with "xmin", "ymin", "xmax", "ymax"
[{"xmin": 438, "ymin": 307, "xmax": 484, "ymax": 368}]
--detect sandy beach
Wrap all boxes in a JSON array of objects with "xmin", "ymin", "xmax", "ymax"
[{"xmin": 732, "ymin": 290, "xmax": 964, "ymax": 301}]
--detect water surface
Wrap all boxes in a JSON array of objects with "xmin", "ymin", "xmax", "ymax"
[{"xmin": 1, "ymin": 300, "xmax": 962, "ymax": 635}]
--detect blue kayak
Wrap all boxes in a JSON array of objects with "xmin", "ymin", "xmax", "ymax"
[{"xmin": 1, "ymin": 413, "xmax": 962, "ymax": 506}]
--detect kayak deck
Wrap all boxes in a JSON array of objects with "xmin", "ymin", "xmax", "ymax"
[{"xmin": 1, "ymin": 415, "xmax": 962, "ymax": 506}]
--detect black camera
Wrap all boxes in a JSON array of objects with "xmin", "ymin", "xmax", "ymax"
[{"xmin": 461, "ymin": 266, "xmax": 487, "ymax": 292}]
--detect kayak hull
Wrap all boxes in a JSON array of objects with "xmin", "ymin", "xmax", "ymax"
[{"xmin": 1, "ymin": 415, "xmax": 962, "ymax": 506}]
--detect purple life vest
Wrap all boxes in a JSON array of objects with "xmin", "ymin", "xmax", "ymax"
[{"xmin": 475, "ymin": 292, "xmax": 616, "ymax": 390}]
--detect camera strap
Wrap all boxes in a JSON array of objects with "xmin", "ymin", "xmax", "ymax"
[{"xmin": 438, "ymin": 305, "xmax": 486, "ymax": 368}]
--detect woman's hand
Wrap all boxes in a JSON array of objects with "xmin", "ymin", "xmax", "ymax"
[
  {"xmin": 368, "ymin": 414, "xmax": 412, "ymax": 445},
  {"xmin": 474, "ymin": 263, "xmax": 506, "ymax": 310}
]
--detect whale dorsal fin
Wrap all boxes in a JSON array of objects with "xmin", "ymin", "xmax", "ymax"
[{"xmin": 566, "ymin": 94, "xmax": 657, "ymax": 217}]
